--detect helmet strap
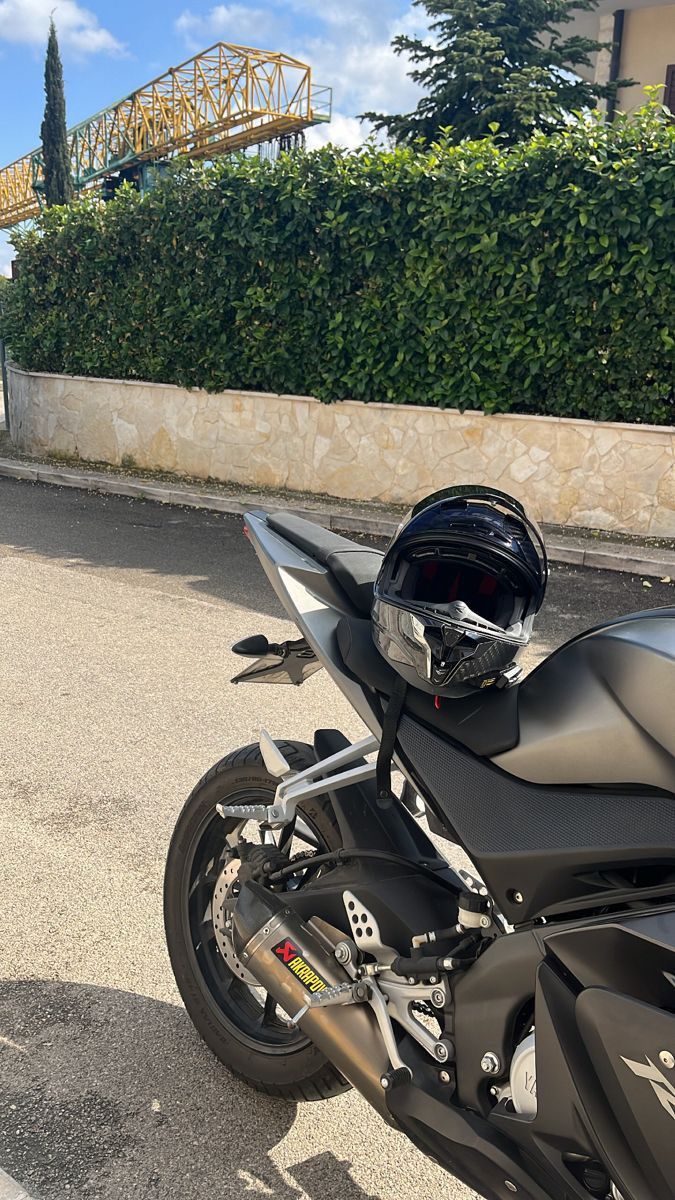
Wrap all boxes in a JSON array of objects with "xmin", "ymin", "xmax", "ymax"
[{"xmin": 376, "ymin": 674, "xmax": 408, "ymax": 809}]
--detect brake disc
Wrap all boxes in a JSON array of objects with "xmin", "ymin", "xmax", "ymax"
[{"xmin": 212, "ymin": 858, "xmax": 260, "ymax": 988}]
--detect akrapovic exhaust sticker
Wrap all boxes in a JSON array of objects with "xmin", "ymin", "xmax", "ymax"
[{"xmin": 273, "ymin": 939, "xmax": 328, "ymax": 994}]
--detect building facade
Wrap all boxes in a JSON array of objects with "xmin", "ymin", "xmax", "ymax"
[{"xmin": 568, "ymin": 1, "xmax": 675, "ymax": 113}]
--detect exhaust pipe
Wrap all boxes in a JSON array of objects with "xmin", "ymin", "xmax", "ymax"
[{"xmin": 232, "ymin": 880, "xmax": 392, "ymax": 1118}]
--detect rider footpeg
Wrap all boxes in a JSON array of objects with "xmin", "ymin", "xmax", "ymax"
[
  {"xmin": 308, "ymin": 982, "xmax": 352, "ymax": 1007},
  {"xmin": 306, "ymin": 980, "xmax": 369, "ymax": 1009}
]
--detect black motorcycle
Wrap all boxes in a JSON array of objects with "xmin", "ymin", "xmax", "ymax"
[{"xmin": 164, "ymin": 507, "xmax": 675, "ymax": 1200}]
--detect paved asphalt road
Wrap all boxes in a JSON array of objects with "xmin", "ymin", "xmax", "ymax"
[{"xmin": 0, "ymin": 478, "xmax": 672, "ymax": 1200}]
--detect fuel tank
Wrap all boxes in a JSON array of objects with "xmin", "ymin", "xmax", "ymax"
[{"xmin": 494, "ymin": 609, "xmax": 675, "ymax": 792}]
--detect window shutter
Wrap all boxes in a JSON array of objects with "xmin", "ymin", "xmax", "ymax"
[{"xmin": 665, "ymin": 64, "xmax": 675, "ymax": 114}]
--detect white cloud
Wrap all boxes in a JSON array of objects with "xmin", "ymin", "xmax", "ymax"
[
  {"xmin": 175, "ymin": 2, "xmax": 429, "ymax": 143},
  {"xmin": 176, "ymin": 5, "xmax": 280, "ymax": 53},
  {"xmin": 304, "ymin": 30, "xmax": 421, "ymax": 116},
  {"xmin": 0, "ymin": 232, "xmax": 12, "ymax": 277},
  {"xmin": 287, "ymin": 0, "xmax": 392, "ymax": 36},
  {"xmin": 288, "ymin": 0, "xmax": 431, "ymax": 113},
  {"xmin": 0, "ymin": 1, "xmax": 123, "ymax": 54},
  {"xmin": 305, "ymin": 111, "xmax": 365, "ymax": 151}
]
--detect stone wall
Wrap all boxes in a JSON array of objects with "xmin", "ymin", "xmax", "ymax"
[{"xmin": 7, "ymin": 363, "xmax": 675, "ymax": 535}]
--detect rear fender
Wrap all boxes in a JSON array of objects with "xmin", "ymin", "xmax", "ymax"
[{"xmin": 313, "ymin": 728, "xmax": 448, "ymax": 861}]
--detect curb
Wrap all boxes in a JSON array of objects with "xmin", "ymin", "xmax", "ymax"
[
  {"xmin": 0, "ymin": 1168, "xmax": 34, "ymax": 1200},
  {"xmin": 0, "ymin": 456, "xmax": 673, "ymax": 579}
]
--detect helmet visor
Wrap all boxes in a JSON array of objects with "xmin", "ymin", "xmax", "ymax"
[
  {"xmin": 372, "ymin": 597, "xmax": 521, "ymax": 692},
  {"xmin": 400, "ymin": 557, "xmax": 517, "ymax": 625}
]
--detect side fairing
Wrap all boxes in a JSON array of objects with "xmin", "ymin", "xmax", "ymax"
[
  {"xmin": 395, "ymin": 711, "xmax": 675, "ymax": 924},
  {"xmin": 576, "ymin": 988, "xmax": 675, "ymax": 1199},
  {"xmin": 494, "ymin": 612, "xmax": 675, "ymax": 793},
  {"xmin": 484, "ymin": 912, "xmax": 675, "ymax": 1200}
]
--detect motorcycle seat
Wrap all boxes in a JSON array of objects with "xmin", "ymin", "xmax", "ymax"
[
  {"xmin": 267, "ymin": 511, "xmax": 383, "ymax": 615},
  {"xmin": 336, "ymin": 614, "xmax": 520, "ymax": 757}
]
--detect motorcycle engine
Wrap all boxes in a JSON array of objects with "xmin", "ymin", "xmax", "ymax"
[{"xmin": 509, "ymin": 1031, "xmax": 537, "ymax": 1116}]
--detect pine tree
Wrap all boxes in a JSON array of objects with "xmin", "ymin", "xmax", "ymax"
[
  {"xmin": 41, "ymin": 20, "xmax": 73, "ymax": 207},
  {"xmin": 365, "ymin": 0, "xmax": 631, "ymax": 145}
]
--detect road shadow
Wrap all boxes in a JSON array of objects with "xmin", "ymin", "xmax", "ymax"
[
  {"xmin": 289, "ymin": 1153, "xmax": 380, "ymax": 1200},
  {"xmin": 0, "ymin": 979, "xmax": 377, "ymax": 1200},
  {"xmin": 0, "ymin": 477, "xmax": 666, "ymax": 658},
  {"xmin": 0, "ymin": 477, "xmax": 286, "ymax": 616}
]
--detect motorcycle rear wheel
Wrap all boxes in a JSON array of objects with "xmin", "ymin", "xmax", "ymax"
[{"xmin": 164, "ymin": 740, "xmax": 350, "ymax": 1101}]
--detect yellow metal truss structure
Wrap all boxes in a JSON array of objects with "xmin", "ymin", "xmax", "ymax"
[{"xmin": 0, "ymin": 42, "xmax": 331, "ymax": 229}]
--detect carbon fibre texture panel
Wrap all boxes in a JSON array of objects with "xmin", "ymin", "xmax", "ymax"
[{"xmin": 397, "ymin": 715, "xmax": 675, "ymax": 856}]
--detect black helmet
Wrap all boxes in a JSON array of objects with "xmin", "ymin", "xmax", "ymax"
[{"xmin": 372, "ymin": 486, "xmax": 547, "ymax": 698}]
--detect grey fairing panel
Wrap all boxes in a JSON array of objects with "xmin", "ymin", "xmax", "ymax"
[
  {"xmin": 493, "ymin": 613, "xmax": 675, "ymax": 793},
  {"xmin": 396, "ymin": 713, "xmax": 675, "ymax": 923},
  {"xmin": 244, "ymin": 510, "xmax": 383, "ymax": 739}
]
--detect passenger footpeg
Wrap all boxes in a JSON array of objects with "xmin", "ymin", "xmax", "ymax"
[
  {"xmin": 217, "ymin": 731, "xmax": 380, "ymax": 830},
  {"xmin": 216, "ymin": 801, "xmax": 271, "ymax": 822},
  {"xmin": 258, "ymin": 729, "xmax": 293, "ymax": 779},
  {"xmin": 216, "ymin": 729, "xmax": 296, "ymax": 826}
]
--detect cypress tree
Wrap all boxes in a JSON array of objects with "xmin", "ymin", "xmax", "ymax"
[
  {"xmin": 41, "ymin": 20, "xmax": 73, "ymax": 207},
  {"xmin": 365, "ymin": 0, "xmax": 631, "ymax": 145}
]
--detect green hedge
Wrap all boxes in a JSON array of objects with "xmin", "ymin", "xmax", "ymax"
[{"xmin": 3, "ymin": 106, "xmax": 674, "ymax": 424}]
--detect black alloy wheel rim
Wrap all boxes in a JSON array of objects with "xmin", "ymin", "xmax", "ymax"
[{"xmin": 183, "ymin": 786, "xmax": 324, "ymax": 1055}]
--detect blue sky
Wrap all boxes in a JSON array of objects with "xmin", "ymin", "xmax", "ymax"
[{"xmin": 0, "ymin": 0, "xmax": 428, "ymax": 273}]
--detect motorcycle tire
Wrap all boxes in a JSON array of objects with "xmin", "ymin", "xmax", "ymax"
[{"xmin": 164, "ymin": 740, "xmax": 350, "ymax": 1101}]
